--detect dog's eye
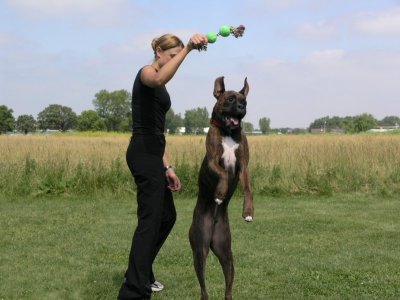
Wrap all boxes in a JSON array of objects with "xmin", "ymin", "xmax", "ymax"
[{"xmin": 227, "ymin": 96, "xmax": 235, "ymax": 102}]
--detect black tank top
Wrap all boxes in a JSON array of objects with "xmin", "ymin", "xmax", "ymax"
[{"xmin": 131, "ymin": 67, "xmax": 171, "ymax": 135}]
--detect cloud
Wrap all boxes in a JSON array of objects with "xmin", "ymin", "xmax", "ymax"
[
  {"xmin": 242, "ymin": 0, "xmax": 306, "ymax": 16},
  {"xmin": 351, "ymin": 7, "xmax": 400, "ymax": 36},
  {"xmin": 6, "ymin": 0, "xmax": 139, "ymax": 27},
  {"xmin": 302, "ymin": 49, "xmax": 345, "ymax": 65},
  {"xmin": 0, "ymin": 32, "xmax": 23, "ymax": 48},
  {"xmin": 290, "ymin": 6, "xmax": 400, "ymax": 41},
  {"xmin": 294, "ymin": 21, "xmax": 338, "ymax": 40},
  {"xmin": 259, "ymin": 0, "xmax": 305, "ymax": 10},
  {"xmin": 8, "ymin": 0, "xmax": 123, "ymax": 15},
  {"xmin": 241, "ymin": 47, "xmax": 400, "ymax": 127}
]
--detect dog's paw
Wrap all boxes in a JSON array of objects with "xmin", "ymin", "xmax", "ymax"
[
  {"xmin": 244, "ymin": 216, "xmax": 253, "ymax": 222},
  {"xmin": 215, "ymin": 198, "xmax": 223, "ymax": 205}
]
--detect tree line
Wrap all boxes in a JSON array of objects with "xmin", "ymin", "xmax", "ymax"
[
  {"xmin": 309, "ymin": 115, "xmax": 400, "ymax": 133},
  {"xmin": 1, "ymin": 89, "xmax": 270, "ymax": 135},
  {"xmin": 1, "ymin": 89, "xmax": 398, "ymax": 134}
]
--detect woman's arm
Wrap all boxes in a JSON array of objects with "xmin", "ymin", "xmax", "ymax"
[
  {"xmin": 163, "ymin": 152, "xmax": 181, "ymax": 192},
  {"xmin": 163, "ymin": 152, "xmax": 172, "ymax": 170},
  {"xmin": 141, "ymin": 34, "xmax": 207, "ymax": 88},
  {"xmin": 141, "ymin": 47, "xmax": 189, "ymax": 87}
]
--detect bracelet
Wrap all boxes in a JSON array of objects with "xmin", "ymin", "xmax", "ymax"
[{"xmin": 164, "ymin": 165, "xmax": 173, "ymax": 172}]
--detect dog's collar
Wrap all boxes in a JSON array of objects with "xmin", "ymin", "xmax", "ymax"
[
  {"xmin": 210, "ymin": 118, "xmax": 241, "ymax": 128},
  {"xmin": 210, "ymin": 118, "xmax": 241, "ymax": 136},
  {"xmin": 210, "ymin": 118, "xmax": 223, "ymax": 128}
]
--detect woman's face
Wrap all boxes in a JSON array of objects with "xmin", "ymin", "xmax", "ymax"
[{"xmin": 156, "ymin": 46, "xmax": 183, "ymax": 67}]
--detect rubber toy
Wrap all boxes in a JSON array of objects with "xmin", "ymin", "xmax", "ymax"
[{"xmin": 200, "ymin": 25, "xmax": 246, "ymax": 51}]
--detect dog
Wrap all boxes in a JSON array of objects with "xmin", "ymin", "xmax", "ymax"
[{"xmin": 189, "ymin": 76, "xmax": 254, "ymax": 300}]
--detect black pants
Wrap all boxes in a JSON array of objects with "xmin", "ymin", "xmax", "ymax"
[{"xmin": 118, "ymin": 135, "xmax": 176, "ymax": 300}]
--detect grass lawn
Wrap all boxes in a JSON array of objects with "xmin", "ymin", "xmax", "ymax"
[{"xmin": 1, "ymin": 194, "xmax": 399, "ymax": 299}]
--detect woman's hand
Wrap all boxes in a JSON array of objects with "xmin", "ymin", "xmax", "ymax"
[
  {"xmin": 166, "ymin": 169, "xmax": 181, "ymax": 192},
  {"xmin": 187, "ymin": 33, "xmax": 208, "ymax": 51}
]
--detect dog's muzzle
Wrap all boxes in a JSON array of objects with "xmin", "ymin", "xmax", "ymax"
[
  {"xmin": 223, "ymin": 115, "xmax": 240, "ymax": 127},
  {"xmin": 222, "ymin": 106, "xmax": 246, "ymax": 128}
]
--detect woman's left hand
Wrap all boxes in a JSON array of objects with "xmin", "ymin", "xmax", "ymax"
[
  {"xmin": 187, "ymin": 33, "xmax": 208, "ymax": 51},
  {"xmin": 166, "ymin": 170, "xmax": 181, "ymax": 192}
]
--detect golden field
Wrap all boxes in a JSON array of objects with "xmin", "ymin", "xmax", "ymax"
[{"xmin": 1, "ymin": 133, "xmax": 400, "ymax": 196}]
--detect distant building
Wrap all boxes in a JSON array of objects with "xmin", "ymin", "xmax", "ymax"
[
  {"xmin": 172, "ymin": 127, "xmax": 209, "ymax": 135},
  {"xmin": 368, "ymin": 125, "xmax": 399, "ymax": 133}
]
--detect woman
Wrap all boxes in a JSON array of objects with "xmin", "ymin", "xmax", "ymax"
[{"xmin": 118, "ymin": 33, "xmax": 208, "ymax": 300}]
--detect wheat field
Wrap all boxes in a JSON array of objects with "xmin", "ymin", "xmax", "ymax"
[{"xmin": 1, "ymin": 133, "xmax": 400, "ymax": 196}]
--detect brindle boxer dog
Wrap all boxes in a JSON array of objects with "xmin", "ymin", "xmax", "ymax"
[{"xmin": 189, "ymin": 76, "xmax": 254, "ymax": 300}]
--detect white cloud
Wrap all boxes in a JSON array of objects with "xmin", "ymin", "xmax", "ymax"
[
  {"xmin": 0, "ymin": 32, "xmax": 22, "ymax": 48},
  {"xmin": 6, "ymin": 0, "xmax": 138, "ymax": 27},
  {"xmin": 352, "ymin": 7, "xmax": 400, "ymax": 36},
  {"xmin": 9, "ymin": 0, "xmax": 120, "ymax": 15},
  {"xmin": 259, "ymin": 0, "xmax": 305, "ymax": 10},
  {"xmin": 243, "ymin": 0, "xmax": 306, "ymax": 16},
  {"xmin": 294, "ymin": 21, "xmax": 338, "ymax": 40},
  {"xmin": 302, "ymin": 49, "xmax": 345, "ymax": 65},
  {"xmin": 241, "ymin": 48, "xmax": 400, "ymax": 127}
]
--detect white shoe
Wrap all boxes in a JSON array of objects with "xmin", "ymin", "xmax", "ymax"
[{"xmin": 150, "ymin": 280, "xmax": 164, "ymax": 292}]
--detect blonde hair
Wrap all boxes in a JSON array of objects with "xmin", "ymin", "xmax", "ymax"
[{"xmin": 151, "ymin": 34, "xmax": 184, "ymax": 59}]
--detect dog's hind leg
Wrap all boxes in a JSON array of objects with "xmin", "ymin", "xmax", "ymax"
[
  {"xmin": 192, "ymin": 247, "xmax": 209, "ymax": 300},
  {"xmin": 189, "ymin": 214, "xmax": 214, "ymax": 300},
  {"xmin": 211, "ymin": 219, "xmax": 234, "ymax": 300}
]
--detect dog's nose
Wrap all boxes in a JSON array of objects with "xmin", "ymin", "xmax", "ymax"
[{"xmin": 237, "ymin": 103, "xmax": 246, "ymax": 111}]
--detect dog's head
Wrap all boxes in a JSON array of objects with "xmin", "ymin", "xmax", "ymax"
[{"xmin": 211, "ymin": 76, "xmax": 249, "ymax": 132}]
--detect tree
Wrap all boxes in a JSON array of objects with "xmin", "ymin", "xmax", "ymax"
[
  {"xmin": 259, "ymin": 117, "xmax": 271, "ymax": 134},
  {"xmin": 0, "ymin": 105, "xmax": 15, "ymax": 134},
  {"xmin": 242, "ymin": 121, "xmax": 254, "ymax": 133},
  {"xmin": 328, "ymin": 116, "xmax": 345, "ymax": 131},
  {"xmin": 353, "ymin": 113, "xmax": 377, "ymax": 133},
  {"xmin": 77, "ymin": 110, "xmax": 105, "ymax": 131},
  {"xmin": 340, "ymin": 114, "xmax": 377, "ymax": 133},
  {"xmin": 341, "ymin": 116, "xmax": 356, "ymax": 133},
  {"xmin": 309, "ymin": 116, "xmax": 344, "ymax": 132},
  {"xmin": 309, "ymin": 116, "xmax": 330, "ymax": 132},
  {"xmin": 37, "ymin": 104, "xmax": 77, "ymax": 131},
  {"xmin": 184, "ymin": 107, "xmax": 209, "ymax": 134},
  {"xmin": 93, "ymin": 89, "xmax": 131, "ymax": 132},
  {"xmin": 309, "ymin": 116, "xmax": 328, "ymax": 130},
  {"xmin": 16, "ymin": 114, "xmax": 36, "ymax": 134},
  {"xmin": 165, "ymin": 108, "xmax": 183, "ymax": 134},
  {"xmin": 378, "ymin": 116, "xmax": 400, "ymax": 127}
]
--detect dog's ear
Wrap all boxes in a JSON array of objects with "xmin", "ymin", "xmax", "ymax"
[
  {"xmin": 213, "ymin": 76, "xmax": 225, "ymax": 99},
  {"xmin": 239, "ymin": 77, "xmax": 249, "ymax": 97}
]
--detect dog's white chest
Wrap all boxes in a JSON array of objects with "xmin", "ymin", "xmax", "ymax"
[{"xmin": 221, "ymin": 136, "xmax": 239, "ymax": 172}]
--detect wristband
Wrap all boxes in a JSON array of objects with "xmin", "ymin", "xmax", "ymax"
[{"xmin": 164, "ymin": 165, "xmax": 173, "ymax": 172}]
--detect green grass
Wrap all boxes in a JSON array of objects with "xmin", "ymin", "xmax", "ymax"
[{"xmin": 1, "ymin": 194, "xmax": 399, "ymax": 299}]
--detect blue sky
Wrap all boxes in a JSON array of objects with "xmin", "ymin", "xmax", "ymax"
[{"xmin": 1, "ymin": 0, "xmax": 400, "ymax": 128}]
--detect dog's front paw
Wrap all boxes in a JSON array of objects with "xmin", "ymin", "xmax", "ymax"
[
  {"xmin": 215, "ymin": 198, "xmax": 223, "ymax": 205},
  {"xmin": 244, "ymin": 215, "xmax": 253, "ymax": 222}
]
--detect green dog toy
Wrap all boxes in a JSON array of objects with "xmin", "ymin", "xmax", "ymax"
[{"xmin": 199, "ymin": 25, "xmax": 245, "ymax": 51}]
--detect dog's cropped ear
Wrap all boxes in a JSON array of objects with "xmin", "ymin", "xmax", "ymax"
[
  {"xmin": 213, "ymin": 76, "xmax": 225, "ymax": 99},
  {"xmin": 239, "ymin": 77, "xmax": 249, "ymax": 98}
]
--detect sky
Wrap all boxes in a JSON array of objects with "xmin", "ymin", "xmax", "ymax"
[{"xmin": 1, "ymin": 0, "xmax": 400, "ymax": 128}]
